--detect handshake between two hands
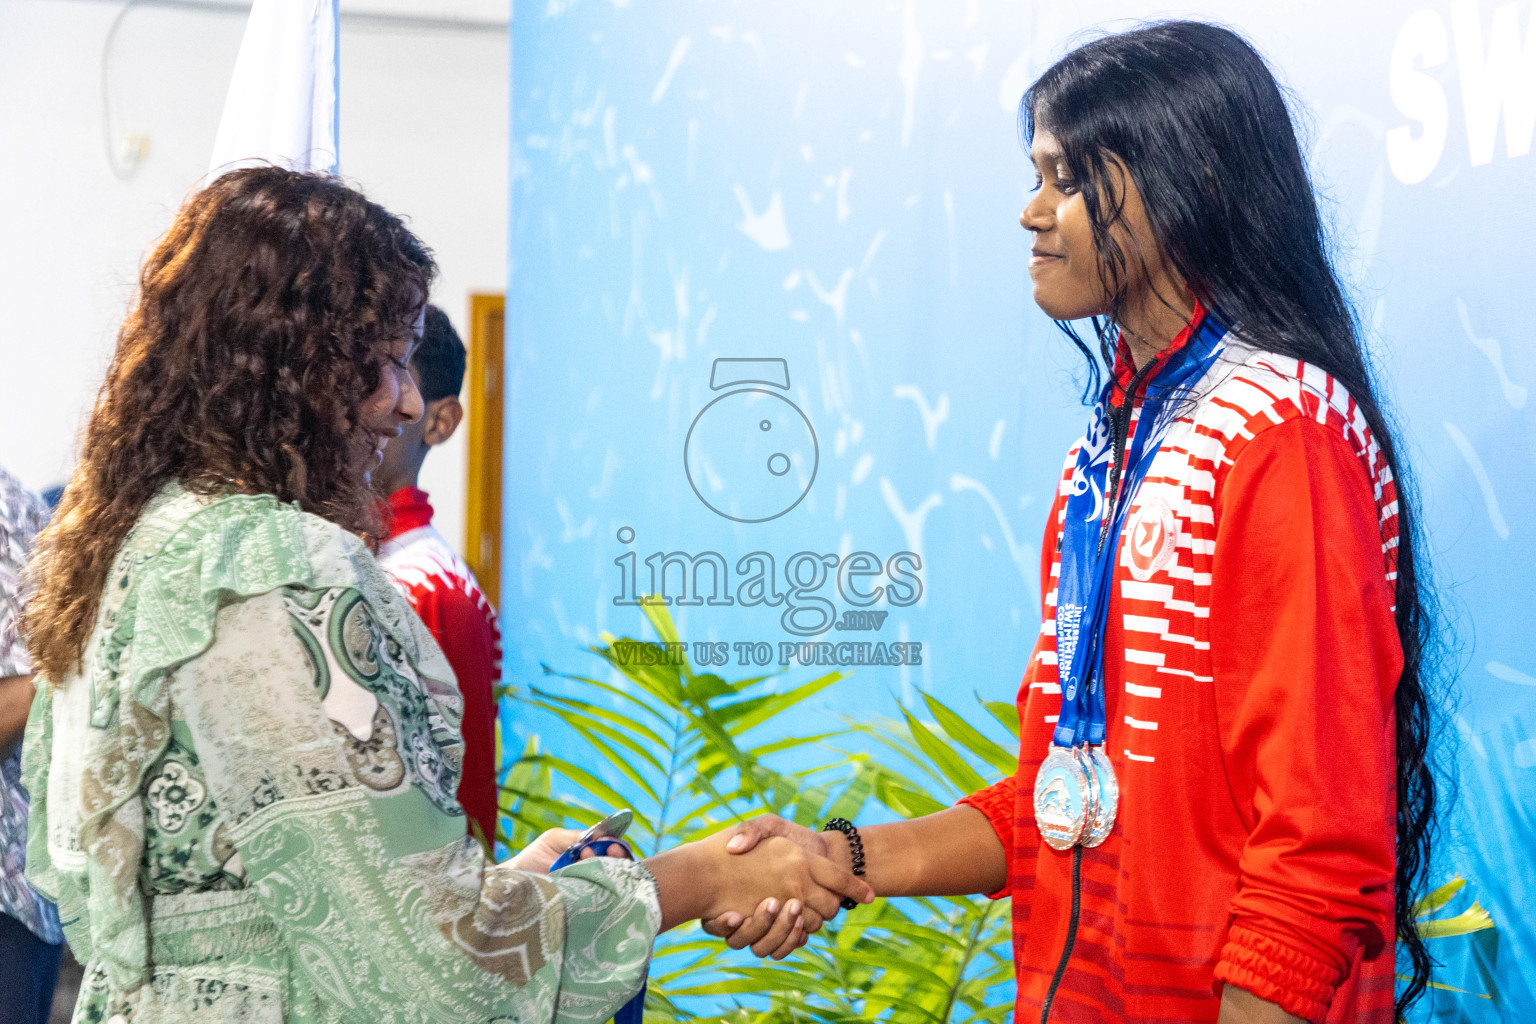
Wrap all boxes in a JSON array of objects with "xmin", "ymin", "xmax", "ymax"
[{"xmin": 510, "ymin": 814, "xmax": 874, "ymax": 960}]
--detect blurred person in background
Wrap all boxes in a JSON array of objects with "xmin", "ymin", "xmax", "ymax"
[
  {"xmin": 373, "ymin": 305, "xmax": 500, "ymax": 852},
  {"xmin": 1, "ymin": 465, "xmax": 64, "ymax": 1024}
]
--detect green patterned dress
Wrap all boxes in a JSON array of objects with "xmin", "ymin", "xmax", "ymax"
[{"xmin": 22, "ymin": 484, "xmax": 659, "ymax": 1023}]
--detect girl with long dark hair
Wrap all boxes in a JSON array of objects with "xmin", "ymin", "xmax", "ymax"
[{"xmin": 708, "ymin": 21, "xmax": 1436, "ymax": 1024}]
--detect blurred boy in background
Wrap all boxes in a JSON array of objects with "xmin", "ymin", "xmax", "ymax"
[{"xmin": 374, "ymin": 305, "xmax": 501, "ymax": 850}]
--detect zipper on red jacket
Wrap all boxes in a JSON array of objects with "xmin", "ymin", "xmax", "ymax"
[
  {"xmin": 1040, "ymin": 846, "xmax": 1084, "ymax": 1024},
  {"xmin": 1039, "ymin": 356, "xmax": 1158, "ymax": 1024}
]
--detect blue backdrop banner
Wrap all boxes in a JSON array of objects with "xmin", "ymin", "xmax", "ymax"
[{"xmin": 506, "ymin": 1, "xmax": 1535, "ymax": 1017}]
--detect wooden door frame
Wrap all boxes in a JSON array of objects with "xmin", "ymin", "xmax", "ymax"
[{"xmin": 465, "ymin": 293, "xmax": 504, "ymax": 609}]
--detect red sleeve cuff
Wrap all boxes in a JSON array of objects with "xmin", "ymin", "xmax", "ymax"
[
  {"xmin": 957, "ymin": 778, "xmax": 1017, "ymax": 900},
  {"xmin": 1214, "ymin": 923, "xmax": 1343, "ymax": 1024}
]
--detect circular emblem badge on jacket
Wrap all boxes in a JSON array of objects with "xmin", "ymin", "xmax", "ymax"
[{"xmin": 1127, "ymin": 496, "xmax": 1178, "ymax": 581}]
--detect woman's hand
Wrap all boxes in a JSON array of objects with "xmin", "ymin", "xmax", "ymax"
[{"xmin": 505, "ymin": 827, "xmax": 632, "ymax": 873}]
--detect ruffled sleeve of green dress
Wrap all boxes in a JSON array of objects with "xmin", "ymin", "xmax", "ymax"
[{"xmin": 23, "ymin": 485, "xmax": 658, "ymax": 1024}]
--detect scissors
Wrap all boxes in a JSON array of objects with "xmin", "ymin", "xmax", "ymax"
[
  {"xmin": 550, "ymin": 809, "xmax": 634, "ymax": 869},
  {"xmin": 576, "ymin": 809, "xmax": 632, "ymax": 845}
]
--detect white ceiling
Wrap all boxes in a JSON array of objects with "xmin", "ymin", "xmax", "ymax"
[
  {"xmin": 338, "ymin": 0, "xmax": 508, "ymax": 21},
  {"xmin": 76, "ymin": 0, "xmax": 510, "ymax": 30}
]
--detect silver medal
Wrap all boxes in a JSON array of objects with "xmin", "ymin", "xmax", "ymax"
[
  {"xmin": 1034, "ymin": 745, "xmax": 1091, "ymax": 850},
  {"xmin": 1075, "ymin": 744, "xmax": 1100, "ymax": 834},
  {"xmin": 1081, "ymin": 746, "xmax": 1119, "ymax": 847}
]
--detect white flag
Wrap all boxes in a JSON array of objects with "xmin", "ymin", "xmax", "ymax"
[{"xmin": 208, "ymin": 0, "xmax": 340, "ymax": 180}]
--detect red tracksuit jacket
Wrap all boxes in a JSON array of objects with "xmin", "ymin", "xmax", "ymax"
[
  {"xmin": 961, "ymin": 313, "xmax": 1400, "ymax": 1024},
  {"xmin": 380, "ymin": 487, "xmax": 502, "ymax": 848}
]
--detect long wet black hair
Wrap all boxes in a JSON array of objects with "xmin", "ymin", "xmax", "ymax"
[{"xmin": 1024, "ymin": 21, "xmax": 1438, "ymax": 1016}]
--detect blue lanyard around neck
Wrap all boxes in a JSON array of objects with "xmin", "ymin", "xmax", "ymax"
[{"xmin": 1051, "ymin": 313, "xmax": 1227, "ymax": 748}]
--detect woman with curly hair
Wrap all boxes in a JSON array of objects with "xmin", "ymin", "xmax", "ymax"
[{"xmin": 21, "ymin": 167, "xmax": 869, "ymax": 1024}]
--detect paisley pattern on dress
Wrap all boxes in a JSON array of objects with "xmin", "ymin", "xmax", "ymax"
[
  {"xmin": 23, "ymin": 484, "xmax": 661, "ymax": 1024},
  {"xmin": 439, "ymin": 866, "xmax": 562, "ymax": 985},
  {"xmin": 332, "ymin": 590, "xmax": 382, "ymax": 683},
  {"xmin": 280, "ymin": 587, "xmax": 452, "ymax": 806},
  {"xmin": 142, "ymin": 736, "xmax": 243, "ymax": 895},
  {"xmin": 145, "ymin": 761, "xmax": 205, "ymax": 834},
  {"xmin": 331, "ymin": 706, "xmax": 406, "ymax": 791},
  {"xmin": 73, "ymin": 962, "xmax": 282, "ymax": 1024}
]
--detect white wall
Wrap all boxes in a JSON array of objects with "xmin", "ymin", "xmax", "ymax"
[{"xmin": 0, "ymin": 0, "xmax": 509, "ymax": 553}]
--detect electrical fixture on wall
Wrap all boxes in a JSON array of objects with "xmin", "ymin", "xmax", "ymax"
[
  {"xmin": 118, "ymin": 133, "xmax": 151, "ymax": 171},
  {"xmin": 102, "ymin": 0, "xmax": 148, "ymax": 180}
]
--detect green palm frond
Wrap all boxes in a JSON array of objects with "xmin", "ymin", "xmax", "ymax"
[
  {"xmin": 1409, "ymin": 875, "xmax": 1496, "ymax": 940},
  {"xmin": 497, "ymin": 605, "xmax": 1016, "ymax": 1023},
  {"xmin": 1392, "ymin": 875, "xmax": 1500, "ymax": 1010},
  {"xmin": 503, "ymin": 607, "xmax": 1507, "ymax": 1021},
  {"xmin": 1414, "ymin": 876, "xmax": 1467, "ymax": 916},
  {"xmin": 1417, "ymin": 903, "xmax": 1495, "ymax": 940}
]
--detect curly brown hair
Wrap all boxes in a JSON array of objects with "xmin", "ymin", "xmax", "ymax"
[{"xmin": 24, "ymin": 167, "xmax": 436, "ymax": 683}]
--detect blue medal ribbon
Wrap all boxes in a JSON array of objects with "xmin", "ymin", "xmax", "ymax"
[{"xmin": 1052, "ymin": 311, "xmax": 1228, "ymax": 749}]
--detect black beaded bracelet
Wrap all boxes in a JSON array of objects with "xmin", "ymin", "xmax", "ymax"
[{"xmin": 820, "ymin": 817, "xmax": 866, "ymax": 911}]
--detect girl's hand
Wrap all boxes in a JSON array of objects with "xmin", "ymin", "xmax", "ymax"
[{"xmin": 506, "ymin": 827, "xmax": 632, "ymax": 873}]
